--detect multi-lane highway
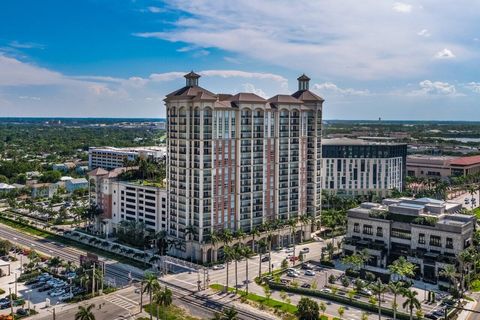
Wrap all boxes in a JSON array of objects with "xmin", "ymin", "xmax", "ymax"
[{"xmin": 0, "ymin": 223, "xmax": 277, "ymax": 320}]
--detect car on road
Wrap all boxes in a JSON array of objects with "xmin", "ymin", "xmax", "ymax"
[
  {"xmin": 285, "ymin": 248, "xmax": 294, "ymax": 253},
  {"xmin": 320, "ymin": 288, "xmax": 332, "ymax": 294},
  {"xmin": 261, "ymin": 256, "xmax": 270, "ymax": 262},
  {"xmin": 361, "ymin": 288, "xmax": 372, "ymax": 296},
  {"xmin": 212, "ymin": 264, "xmax": 225, "ymax": 270},
  {"xmin": 300, "ymin": 247, "xmax": 310, "ymax": 253},
  {"xmin": 301, "ymin": 283, "xmax": 311, "ymax": 288},
  {"xmin": 305, "ymin": 270, "xmax": 316, "ymax": 276}
]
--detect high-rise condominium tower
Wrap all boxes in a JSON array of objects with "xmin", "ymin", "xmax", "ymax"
[{"xmin": 165, "ymin": 72, "xmax": 323, "ymax": 262}]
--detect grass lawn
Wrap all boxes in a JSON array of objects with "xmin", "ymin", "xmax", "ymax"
[
  {"xmin": 210, "ymin": 283, "xmax": 297, "ymax": 314},
  {"xmin": 0, "ymin": 214, "xmax": 147, "ymax": 269},
  {"xmin": 471, "ymin": 207, "xmax": 480, "ymax": 219},
  {"xmin": 144, "ymin": 304, "xmax": 200, "ymax": 320},
  {"xmin": 471, "ymin": 279, "xmax": 480, "ymax": 292}
]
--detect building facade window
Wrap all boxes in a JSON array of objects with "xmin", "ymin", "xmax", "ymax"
[
  {"xmin": 418, "ymin": 233, "xmax": 425, "ymax": 244},
  {"xmin": 353, "ymin": 223, "xmax": 360, "ymax": 233},
  {"xmin": 362, "ymin": 225, "xmax": 373, "ymax": 235},
  {"xmin": 446, "ymin": 237, "xmax": 453, "ymax": 249},
  {"xmin": 430, "ymin": 235, "xmax": 442, "ymax": 247},
  {"xmin": 376, "ymin": 227, "xmax": 383, "ymax": 237}
]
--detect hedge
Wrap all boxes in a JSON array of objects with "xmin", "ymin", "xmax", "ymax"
[{"xmin": 268, "ymin": 282, "xmax": 412, "ymax": 320}]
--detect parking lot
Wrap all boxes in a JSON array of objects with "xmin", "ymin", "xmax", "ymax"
[{"xmin": 278, "ymin": 262, "xmax": 453, "ymax": 319}]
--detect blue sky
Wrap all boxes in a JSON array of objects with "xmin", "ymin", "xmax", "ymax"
[{"xmin": 0, "ymin": 0, "xmax": 479, "ymax": 119}]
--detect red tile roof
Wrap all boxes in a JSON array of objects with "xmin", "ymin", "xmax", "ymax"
[{"xmin": 450, "ymin": 155, "xmax": 480, "ymax": 166}]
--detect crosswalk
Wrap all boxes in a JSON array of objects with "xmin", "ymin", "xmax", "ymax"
[{"xmin": 104, "ymin": 294, "xmax": 138, "ymax": 312}]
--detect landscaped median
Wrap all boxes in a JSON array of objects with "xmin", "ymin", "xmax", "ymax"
[
  {"xmin": 268, "ymin": 282, "xmax": 412, "ymax": 320},
  {"xmin": 209, "ymin": 284, "xmax": 340, "ymax": 320}
]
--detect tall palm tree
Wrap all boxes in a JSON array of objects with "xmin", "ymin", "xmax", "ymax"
[
  {"xmin": 288, "ymin": 217, "xmax": 298, "ymax": 263},
  {"xmin": 299, "ymin": 215, "xmax": 310, "ymax": 243},
  {"xmin": 142, "ymin": 272, "xmax": 160, "ymax": 320},
  {"xmin": 402, "ymin": 289, "xmax": 421, "ymax": 320},
  {"xmin": 251, "ymin": 227, "xmax": 260, "ymax": 253},
  {"xmin": 257, "ymin": 239, "xmax": 267, "ymax": 278},
  {"xmin": 223, "ymin": 245, "xmax": 234, "ymax": 293},
  {"xmin": 370, "ymin": 278, "xmax": 388, "ymax": 320},
  {"xmin": 388, "ymin": 281, "xmax": 404, "ymax": 320},
  {"xmin": 242, "ymin": 245, "xmax": 253, "ymax": 294},
  {"xmin": 75, "ymin": 304, "xmax": 96, "ymax": 320},
  {"xmin": 154, "ymin": 286, "xmax": 173, "ymax": 320},
  {"xmin": 210, "ymin": 230, "xmax": 220, "ymax": 262},
  {"xmin": 439, "ymin": 264, "xmax": 457, "ymax": 293},
  {"xmin": 233, "ymin": 245, "xmax": 242, "ymax": 293}
]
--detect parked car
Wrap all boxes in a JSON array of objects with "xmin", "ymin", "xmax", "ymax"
[
  {"xmin": 16, "ymin": 308, "xmax": 28, "ymax": 316},
  {"xmin": 301, "ymin": 283, "xmax": 311, "ymax": 288},
  {"xmin": 301, "ymin": 263, "xmax": 314, "ymax": 270},
  {"xmin": 38, "ymin": 285, "xmax": 52, "ymax": 292},
  {"xmin": 49, "ymin": 289, "xmax": 66, "ymax": 297},
  {"xmin": 305, "ymin": 270, "xmax": 316, "ymax": 276},
  {"xmin": 287, "ymin": 271, "xmax": 299, "ymax": 278},
  {"xmin": 59, "ymin": 293, "xmax": 73, "ymax": 301},
  {"xmin": 289, "ymin": 256, "xmax": 299, "ymax": 262},
  {"xmin": 0, "ymin": 301, "xmax": 11, "ymax": 309},
  {"xmin": 320, "ymin": 288, "xmax": 332, "ymax": 294}
]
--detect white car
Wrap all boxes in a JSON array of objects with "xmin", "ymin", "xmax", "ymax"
[
  {"xmin": 321, "ymin": 288, "xmax": 332, "ymax": 293},
  {"xmin": 300, "ymin": 247, "xmax": 310, "ymax": 253},
  {"xmin": 285, "ymin": 248, "xmax": 294, "ymax": 253},
  {"xmin": 212, "ymin": 264, "xmax": 225, "ymax": 270},
  {"xmin": 305, "ymin": 270, "xmax": 316, "ymax": 276},
  {"xmin": 361, "ymin": 288, "xmax": 373, "ymax": 296},
  {"xmin": 287, "ymin": 271, "xmax": 299, "ymax": 278},
  {"xmin": 287, "ymin": 268, "xmax": 300, "ymax": 275}
]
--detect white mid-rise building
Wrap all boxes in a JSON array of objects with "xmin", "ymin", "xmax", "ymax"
[
  {"xmin": 88, "ymin": 146, "xmax": 167, "ymax": 170},
  {"xmin": 321, "ymin": 139, "xmax": 407, "ymax": 197}
]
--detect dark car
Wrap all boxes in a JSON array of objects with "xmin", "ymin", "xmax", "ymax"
[
  {"xmin": 301, "ymin": 283, "xmax": 311, "ymax": 288},
  {"xmin": 0, "ymin": 301, "xmax": 11, "ymax": 309},
  {"xmin": 261, "ymin": 256, "xmax": 270, "ymax": 262},
  {"xmin": 38, "ymin": 285, "xmax": 52, "ymax": 292},
  {"xmin": 25, "ymin": 278, "xmax": 39, "ymax": 285},
  {"xmin": 16, "ymin": 308, "xmax": 28, "ymax": 316}
]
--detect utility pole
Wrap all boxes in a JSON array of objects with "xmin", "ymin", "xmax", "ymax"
[
  {"xmin": 92, "ymin": 262, "xmax": 96, "ymax": 297},
  {"xmin": 100, "ymin": 263, "xmax": 104, "ymax": 294},
  {"xmin": 14, "ymin": 273, "xmax": 17, "ymax": 296},
  {"xmin": 53, "ymin": 307, "xmax": 56, "ymax": 320},
  {"xmin": 9, "ymin": 288, "xmax": 13, "ymax": 316}
]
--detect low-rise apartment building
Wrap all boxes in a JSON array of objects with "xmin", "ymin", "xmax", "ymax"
[
  {"xmin": 343, "ymin": 197, "xmax": 474, "ymax": 282},
  {"xmin": 321, "ymin": 139, "xmax": 407, "ymax": 197},
  {"xmin": 88, "ymin": 146, "xmax": 167, "ymax": 170}
]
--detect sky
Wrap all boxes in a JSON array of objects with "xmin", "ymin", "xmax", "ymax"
[{"xmin": 0, "ymin": 0, "xmax": 479, "ymax": 120}]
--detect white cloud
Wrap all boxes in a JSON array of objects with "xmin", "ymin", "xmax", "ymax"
[
  {"xmin": 392, "ymin": 2, "xmax": 412, "ymax": 13},
  {"xmin": 466, "ymin": 82, "xmax": 480, "ymax": 93},
  {"xmin": 134, "ymin": 0, "xmax": 478, "ymax": 79},
  {"xmin": 199, "ymin": 70, "xmax": 287, "ymax": 85},
  {"xmin": 412, "ymin": 80, "xmax": 457, "ymax": 96},
  {"xmin": 9, "ymin": 41, "xmax": 44, "ymax": 49},
  {"xmin": 149, "ymin": 72, "xmax": 185, "ymax": 82},
  {"xmin": 434, "ymin": 48, "xmax": 456, "ymax": 59},
  {"xmin": 0, "ymin": 54, "xmax": 64, "ymax": 86},
  {"xmin": 147, "ymin": 6, "xmax": 163, "ymax": 13},
  {"xmin": 242, "ymin": 83, "xmax": 267, "ymax": 98},
  {"xmin": 18, "ymin": 96, "xmax": 41, "ymax": 101},
  {"xmin": 417, "ymin": 29, "xmax": 431, "ymax": 37},
  {"xmin": 313, "ymin": 82, "xmax": 370, "ymax": 96}
]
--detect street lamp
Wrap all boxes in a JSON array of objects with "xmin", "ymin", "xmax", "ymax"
[{"xmin": 25, "ymin": 289, "xmax": 32, "ymax": 315}]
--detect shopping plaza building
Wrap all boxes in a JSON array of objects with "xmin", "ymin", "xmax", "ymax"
[
  {"xmin": 343, "ymin": 197, "xmax": 475, "ymax": 281},
  {"xmin": 166, "ymin": 72, "xmax": 323, "ymax": 262}
]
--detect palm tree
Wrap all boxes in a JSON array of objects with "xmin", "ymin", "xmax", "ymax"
[
  {"xmin": 242, "ymin": 245, "xmax": 253, "ymax": 294},
  {"xmin": 288, "ymin": 218, "xmax": 298, "ymax": 261},
  {"xmin": 257, "ymin": 239, "xmax": 267, "ymax": 278},
  {"xmin": 142, "ymin": 272, "xmax": 160, "ymax": 320},
  {"xmin": 233, "ymin": 245, "xmax": 242, "ymax": 293},
  {"xmin": 224, "ymin": 245, "xmax": 234, "ymax": 293},
  {"xmin": 221, "ymin": 306, "xmax": 238, "ymax": 320},
  {"xmin": 251, "ymin": 227, "xmax": 260, "ymax": 253},
  {"xmin": 388, "ymin": 281, "xmax": 404, "ymax": 320},
  {"xmin": 210, "ymin": 230, "xmax": 220, "ymax": 262},
  {"xmin": 299, "ymin": 215, "xmax": 310, "ymax": 243},
  {"xmin": 370, "ymin": 278, "xmax": 388, "ymax": 320},
  {"xmin": 75, "ymin": 304, "xmax": 96, "ymax": 320},
  {"xmin": 154, "ymin": 286, "xmax": 173, "ymax": 320},
  {"xmin": 439, "ymin": 264, "xmax": 457, "ymax": 293},
  {"xmin": 402, "ymin": 289, "xmax": 421, "ymax": 320}
]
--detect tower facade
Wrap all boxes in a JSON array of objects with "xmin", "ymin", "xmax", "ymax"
[{"xmin": 165, "ymin": 72, "xmax": 323, "ymax": 262}]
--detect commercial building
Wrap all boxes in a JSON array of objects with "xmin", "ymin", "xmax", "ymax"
[
  {"xmin": 343, "ymin": 197, "xmax": 474, "ymax": 281},
  {"xmin": 407, "ymin": 154, "xmax": 480, "ymax": 178},
  {"xmin": 88, "ymin": 168, "xmax": 167, "ymax": 236},
  {"xmin": 88, "ymin": 146, "xmax": 167, "ymax": 170},
  {"xmin": 321, "ymin": 139, "xmax": 407, "ymax": 197},
  {"xmin": 166, "ymin": 72, "xmax": 323, "ymax": 262},
  {"xmin": 31, "ymin": 183, "xmax": 59, "ymax": 199}
]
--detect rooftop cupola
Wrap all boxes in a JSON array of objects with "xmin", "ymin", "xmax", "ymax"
[
  {"xmin": 297, "ymin": 74, "xmax": 310, "ymax": 91},
  {"xmin": 184, "ymin": 71, "xmax": 201, "ymax": 87}
]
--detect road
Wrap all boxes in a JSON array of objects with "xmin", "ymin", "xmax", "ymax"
[{"xmin": 0, "ymin": 223, "xmax": 276, "ymax": 320}]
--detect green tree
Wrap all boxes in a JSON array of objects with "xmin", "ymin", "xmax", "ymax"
[
  {"xmin": 319, "ymin": 302, "xmax": 326, "ymax": 316},
  {"xmin": 402, "ymin": 289, "xmax": 421, "ymax": 320},
  {"xmin": 39, "ymin": 170, "xmax": 62, "ymax": 183},
  {"xmin": 388, "ymin": 257, "xmax": 416, "ymax": 282},
  {"xmin": 337, "ymin": 306, "xmax": 345, "ymax": 319},
  {"xmin": 370, "ymin": 279, "xmax": 387, "ymax": 320},
  {"xmin": 142, "ymin": 272, "xmax": 160, "ymax": 320},
  {"xmin": 388, "ymin": 281, "xmax": 404, "ymax": 320},
  {"xmin": 296, "ymin": 297, "xmax": 319, "ymax": 320},
  {"xmin": 75, "ymin": 304, "xmax": 96, "ymax": 320},
  {"xmin": 439, "ymin": 264, "xmax": 457, "ymax": 293},
  {"xmin": 153, "ymin": 286, "xmax": 172, "ymax": 320}
]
